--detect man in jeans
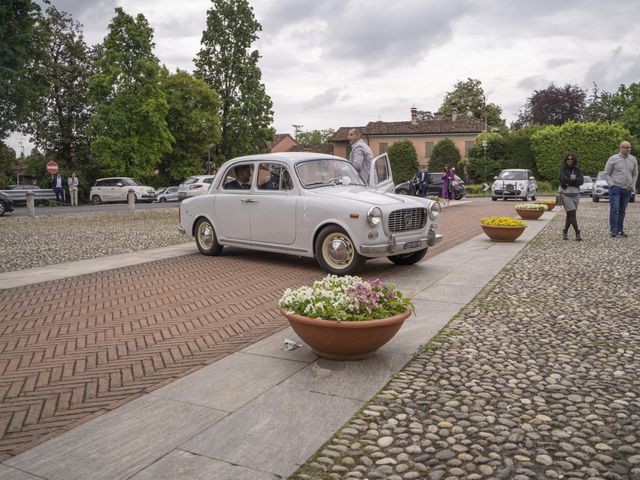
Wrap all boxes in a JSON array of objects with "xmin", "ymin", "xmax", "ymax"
[{"xmin": 604, "ymin": 141, "xmax": 638, "ymax": 237}]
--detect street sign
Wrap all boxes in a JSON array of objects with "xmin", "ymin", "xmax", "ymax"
[{"xmin": 46, "ymin": 161, "xmax": 59, "ymax": 174}]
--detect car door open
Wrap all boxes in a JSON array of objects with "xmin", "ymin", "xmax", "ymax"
[{"xmin": 370, "ymin": 153, "xmax": 394, "ymax": 192}]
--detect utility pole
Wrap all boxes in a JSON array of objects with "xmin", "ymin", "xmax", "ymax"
[{"xmin": 291, "ymin": 124, "xmax": 303, "ymax": 140}]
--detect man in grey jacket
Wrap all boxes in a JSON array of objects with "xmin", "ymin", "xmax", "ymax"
[
  {"xmin": 604, "ymin": 140, "xmax": 638, "ymax": 237},
  {"xmin": 348, "ymin": 128, "xmax": 373, "ymax": 185}
]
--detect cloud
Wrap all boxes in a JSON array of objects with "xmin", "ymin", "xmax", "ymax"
[
  {"xmin": 546, "ymin": 58, "xmax": 575, "ymax": 68},
  {"xmin": 303, "ymin": 87, "xmax": 343, "ymax": 110},
  {"xmin": 517, "ymin": 76, "xmax": 550, "ymax": 91},
  {"xmin": 583, "ymin": 47, "xmax": 640, "ymax": 92}
]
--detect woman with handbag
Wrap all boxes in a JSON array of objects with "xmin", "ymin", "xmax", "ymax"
[{"xmin": 558, "ymin": 153, "xmax": 584, "ymax": 241}]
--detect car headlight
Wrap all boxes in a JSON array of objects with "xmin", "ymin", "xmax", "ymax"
[
  {"xmin": 367, "ymin": 207, "xmax": 382, "ymax": 226},
  {"xmin": 428, "ymin": 201, "xmax": 441, "ymax": 220}
]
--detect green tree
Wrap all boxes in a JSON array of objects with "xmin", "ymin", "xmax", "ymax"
[
  {"xmin": 0, "ymin": 0, "xmax": 43, "ymax": 138},
  {"xmin": 88, "ymin": 7, "xmax": 173, "ymax": 180},
  {"xmin": 296, "ymin": 128, "xmax": 335, "ymax": 145},
  {"xmin": 613, "ymin": 83, "xmax": 640, "ymax": 140},
  {"xmin": 428, "ymin": 138, "xmax": 461, "ymax": 173},
  {"xmin": 386, "ymin": 140, "xmax": 419, "ymax": 183},
  {"xmin": 583, "ymin": 83, "xmax": 622, "ymax": 123},
  {"xmin": 0, "ymin": 142, "xmax": 17, "ymax": 187},
  {"xmin": 439, "ymin": 78, "xmax": 505, "ymax": 129},
  {"xmin": 22, "ymin": 6, "xmax": 93, "ymax": 171},
  {"xmin": 531, "ymin": 121, "xmax": 631, "ymax": 181},
  {"xmin": 195, "ymin": 0, "xmax": 273, "ymax": 163},
  {"xmin": 466, "ymin": 132, "xmax": 507, "ymax": 183},
  {"xmin": 159, "ymin": 69, "xmax": 221, "ymax": 184}
]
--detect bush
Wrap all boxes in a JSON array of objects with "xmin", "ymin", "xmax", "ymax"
[
  {"xmin": 532, "ymin": 121, "xmax": 631, "ymax": 181},
  {"xmin": 386, "ymin": 140, "xmax": 419, "ymax": 183},
  {"xmin": 429, "ymin": 138, "xmax": 461, "ymax": 173}
]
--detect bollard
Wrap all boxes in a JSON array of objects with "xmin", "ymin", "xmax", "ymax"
[
  {"xmin": 26, "ymin": 191, "xmax": 36, "ymax": 217},
  {"xmin": 127, "ymin": 189, "xmax": 136, "ymax": 210}
]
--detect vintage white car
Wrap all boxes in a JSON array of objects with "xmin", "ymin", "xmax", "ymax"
[{"xmin": 178, "ymin": 152, "xmax": 443, "ymax": 275}]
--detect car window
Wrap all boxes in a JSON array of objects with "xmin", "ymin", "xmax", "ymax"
[
  {"xmin": 182, "ymin": 177, "xmax": 198, "ymax": 185},
  {"xmin": 374, "ymin": 156, "xmax": 390, "ymax": 183},
  {"xmin": 583, "ymin": 176, "xmax": 592, "ymax": 183},
  {"xmin": 204, "ymin": 177, "xmax": 214, "ymax": 184},
  {"xmin": 257, "ymin": 163, "xmax": 293, "ymax": 191},
  {"xmin": 122, "ymin": 178, "xmax": 138, "ymax": 186},
  {"xmin": 223, "ymin": 163, "xmax": 254, "ymax": 190},
  {"xmin": 497, "ymin": 170, "xmax": 528, "ymax": 180},
  {"xmin": 296, "ymin": 159, "xmax": 364, "ymax": 188}
]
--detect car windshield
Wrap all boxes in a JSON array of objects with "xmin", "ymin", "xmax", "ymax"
[
  {"xmin": 583, "ymin": 176, "xmax": 592, "ymax": 183},
  {"xmin": 596, "ymin": 171, "xmax": 605, "ymax": 180},
  {"xmin": 497, "ymin": 170, "xmax": 528, "ymax": 180},
  {"xmin": 295, "ymin": 159, "xmax": 366, "ymax": 188},
  {"xmin": 122, "ymin": 178, "xmax": 139, "ymax": 186}
]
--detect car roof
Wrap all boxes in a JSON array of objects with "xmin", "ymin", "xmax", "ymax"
[
  {"xmin": 96, "ymin": 177, "xmax": 134, "ymax": 181},
  {"xmin": 225, "ymin": 151, "xmax": 347, "ymax": 167}
]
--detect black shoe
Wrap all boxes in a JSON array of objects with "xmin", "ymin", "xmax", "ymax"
[
  {"xmin": 562, "ymin": 231, "xmax": 568, "ymax": 240},
  {"xmin": 610, "ymin": 232, "xmax": 617, "ymax": 238},
  {"xmin": 618, "ymin": 231, "xmax": 627, "ymax": 237},
  {"xmin": 576, "ymin": 231, "xmax": 582, "ymax": 241}
]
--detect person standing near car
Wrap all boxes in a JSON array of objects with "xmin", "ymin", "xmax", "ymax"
[
  {"xmin": 441, "ymin": 166, "xmax": 454, "ymax": 205},
  {"xmin": 347, "ymin": 128, "xmax": 373, "ymax": 185},
  {"xmin": 68, "ymin": 172, "xmax": 79, "ymax": 206},
  {"xmin": 51, "ymin": 172, "xmax": 65, "ymax": 204},
  {"xmin": 415, "ymin": 165, "xmax": 430, "ymax": 197},
  {"xmin": 604, "ymin": 141, "xmax": 638, "ymax": 237},
  {"xmin": 559, "ymin": 154, "xmax": 584, "ymax": 241}
]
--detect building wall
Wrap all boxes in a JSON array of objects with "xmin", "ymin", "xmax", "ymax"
[{"xmin": 366, "ymin": 134, "xmax": 478, "ymax": 167}]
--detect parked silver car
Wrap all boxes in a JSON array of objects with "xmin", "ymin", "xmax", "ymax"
[
  {"xmin": 580, "ymin": 175, "xmax": 593, "ymax": 196},
  {"xmin": 491, "ymin": 169, "xmax": 537, "ymax": 201},
  {"xmin": 593, "ymin": 171, "xmax": 636, "ymax": 202},
  {"xmin": 156, "ymin": 186, "xmax": 179, "ymax": 203},
  {"xmin": 177, "ymin": 175, "xmax": 216, "ymax": 201}
]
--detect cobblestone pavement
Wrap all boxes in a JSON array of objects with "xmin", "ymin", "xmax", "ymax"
[
  {"xmin": 0, "ymin": 209, "xmax": 190, "ymax": 273},
  {"xmin": 293, "ymin": 202, "xmax": 640, "ymax": 480},
  {"xmin": 0, "ymin": 199, "xmax": 517, "ymax": 461}
]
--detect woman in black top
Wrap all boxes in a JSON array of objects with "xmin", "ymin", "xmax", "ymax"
[{"xmin": 558, "ymin": 153, "xmax": 585, "ymax": 240}]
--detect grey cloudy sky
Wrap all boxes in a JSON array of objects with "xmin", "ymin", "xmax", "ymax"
[{"xmin": 9, "ymin": 0, "xmax": 640, "ymax": 153}]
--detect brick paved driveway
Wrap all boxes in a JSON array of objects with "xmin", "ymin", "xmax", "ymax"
[{"xmin": 0, "ymin": 198, "xmax": 519, "ymax": 460}]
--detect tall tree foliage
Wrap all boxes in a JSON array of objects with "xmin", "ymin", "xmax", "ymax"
[
  {"xmin": 428, "ymin": 138, "xmax": 461, "ymax": 173},
  {"xmin": 0, "ymin": 0, "xmax": 43, "ymax": 138},
  {"xmin": 296, "ymin": 129, "xmax": 335, "ymax": 145},
  {"xmin": 89, "ymin": 8, "xmax": 172, "ymax": 179},
  {"xmin": 439, "ymin": 78, "xmax": 505, "ymax": 129},
  {"xmin": 386, "ymin": 140, "xmax": 419, "ymax": 183},
  {"xmin": 159, "ymin": 69, "xmax": 221, "ymax": 184},
  {"xmin": 195, "ymin": 0, "xmax": 273, "ymax": 162},
  {"xmin": 515, "ymin": 83, "xmax": 586, "ymax": 128},
  {"xmin": 0, "ymin": 142, "xmax": 17, "ymax": 187},
  {"xmin": 23, "ymin": 6, "xmax": 92, "ymax": 171}
]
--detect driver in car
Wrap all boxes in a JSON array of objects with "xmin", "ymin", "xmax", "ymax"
[{"xmin": 225, "ymin": 165, "xmax": 252, "ymax": 189}]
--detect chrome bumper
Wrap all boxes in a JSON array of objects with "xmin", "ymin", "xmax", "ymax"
[
  {"xmin": 177, "ymin": 226, "xmax": 185, "ymax": 235},
  {"xmin": 360, "ymin": 230, "xmax": 442, "ymax": 255}
]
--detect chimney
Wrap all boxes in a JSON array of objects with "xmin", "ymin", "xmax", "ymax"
[
  {"xmin": 452, "ymin": 106, "xmax": 458, "ymax": 121},
  {"xmin": 410, "ymin": 106, "xmax": 417, "ymax": 125}
]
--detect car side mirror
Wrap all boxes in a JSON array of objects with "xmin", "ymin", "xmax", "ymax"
[
  {"xmin": 493, "ymin": 176, "xmax": 497, "ymax": 180},
  {"xmin": 529, "ymin": 177, "xmax": 535, "ymax": 180}
]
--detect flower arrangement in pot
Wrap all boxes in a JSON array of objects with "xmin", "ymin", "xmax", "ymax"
[
  {"xmin": 279, "ymin": 275, "xmax": 413, "ymax": 360},
  {"xmin": 514, "ymin": 203, "xmax": 546, "ymax": 220},
  {"xmin": 535, "ymin": 198, "xmax": 557, "ymax": 211},
  {"xmin": 480, "ymin": 216, "xmax": 527, "ymax": 242}
]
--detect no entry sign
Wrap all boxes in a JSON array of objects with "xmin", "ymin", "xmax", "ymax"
[{"xmin": 46, "ymin": 161, "xmax": 59, "ymax": 174}]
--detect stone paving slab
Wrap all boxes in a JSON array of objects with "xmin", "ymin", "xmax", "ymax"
[
  {"xmin": 128, "ymin": 449, "xmax": 277, "ymax": 480},
  {"xmin": 181, "ymin": 385, "xmax": 362, "ymax": 477},
  {"xmin": 6, "ymin": 395, "xmax": 227, "ymax": 480},
  {"xmin": 0, "ymin": 465, "xmax": 41, "ymax": 480},
  {"xmin": 240, "ymin": 327, "xmax": 319, "ymax": 363},
  {"xmin": 151, "ymin": 352, "xmax": 308, "ymax": 411}
]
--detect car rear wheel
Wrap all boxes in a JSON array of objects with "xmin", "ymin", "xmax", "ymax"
[
  {"xmin": 91, "ymin": 195, "xmax": 102, "ymax": 205},
  {"xmin": 491, "ymin": 196, "xmax": 497, "ymax": 201},
  {"xmin": 388, "ymin": 248, "xmax": 428, "ymax": 265},
  {"xmin": 315, "ymin": 225, "xmax": 365, "ymax": 275},
  {"xmin": 195, "ymin": 218, "xmax": 223, "ymax": 256},
  {"xmin": 593, "ymin": 195, "xmax": 599, "ymax": 202},
  {"xmin": 159, "ymin": 197, "xmax": 166, "ymax": 203}
]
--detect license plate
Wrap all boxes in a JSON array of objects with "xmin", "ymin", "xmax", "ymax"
[{"xmin": 403, "ymin": 240, "xmax": 423, "ymax": 250}]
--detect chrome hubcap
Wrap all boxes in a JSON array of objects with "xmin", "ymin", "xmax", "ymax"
[
  {"xmin": 328, "ymin": 238, "xmax": 349, "ymax": 263},
  {"xmin": 198, "ymin": 223, "xmax": 213, "ymax": 249},
  {"xmin": 322, "ymin": 232, "xmax": 354, "ymax": 270}
]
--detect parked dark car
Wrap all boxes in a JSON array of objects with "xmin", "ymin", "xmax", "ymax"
[
  {"xmin": 0, "ymin": 191, "xmax": 15, "ymax": 216},
  {"xmin": 394, "ymin": 172, "xmax": 467, "ymax": 200}
]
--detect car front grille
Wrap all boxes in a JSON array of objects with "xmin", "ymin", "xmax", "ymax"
[{"xmin": 388, "ymin": 208, "xmax": 427, "ymax": 232}]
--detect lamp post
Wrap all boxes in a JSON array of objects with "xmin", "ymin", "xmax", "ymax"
[
  {"xmin": 482, "ymin": 139, "xmax": 489, "ymax": 182},
  {"xmin": 207, "ymin": 143, "xmax": 214, "ymax": 174}
]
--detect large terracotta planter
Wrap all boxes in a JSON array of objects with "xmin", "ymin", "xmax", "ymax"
[
  {"xmin": 515, "ymin": 208, "xmax": 544, "ymax": 220},
  {"xmin": 536, "ymin": 202, "xmax": 556, "ymax": 211},
  {"xmin": 481, "ymin": 224, "xmax": 527, "ymax": 242},
  {"xmin": 279, "ymin": 308, "xmax": 411, "ymax": 360}
]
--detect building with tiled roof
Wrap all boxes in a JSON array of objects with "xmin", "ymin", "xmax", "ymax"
[
  {"xmin": 266, "ymin": 133, "xmax": 297, "ymax": 153},
  {"xmin": 330, "ymin": 108, "xmax": 484, "ymax": 166}
]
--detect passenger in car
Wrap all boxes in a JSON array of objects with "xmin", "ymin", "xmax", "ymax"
[{"xmin": 225, "ymin": 165, "xmax": 252, "ymax": 189}]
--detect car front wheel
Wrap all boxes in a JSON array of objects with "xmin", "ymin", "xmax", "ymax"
[
  {"xmin": 195, "ymin": 218, "xmax": 223, "ymax": 256},
  {"xmin": 388, "ymin": 248, "xmax": 428, "ymax": 265},
  {"xmin": 91, "ymin": 195, "xmax": 102, "ymax": 205},
  {"xmin": 159, "ymin": 197, "xmax": 166, "ymax": 203},
  {"xmin": 0, "ymin": 201, "xmax": 6, "ymax": 216},
  {"xmin": 593, "ymin": 195, "xmax": 599, "ymax": 202},
  {"xmin": 396, "ymin": 188, "xmax": 410, "ymax": 195},
  {"xmin": 315, "ymin": 225, "xmax": 365, "ymax": 275},
  {"xmin": 630, "ymin": 195, "xmax": 636, "ymax": 203}
]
